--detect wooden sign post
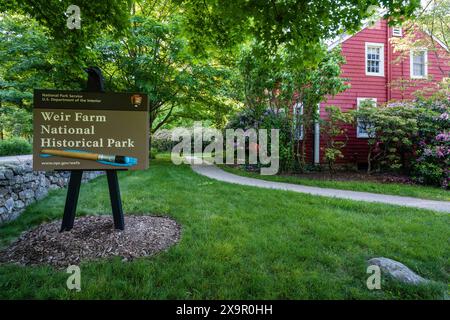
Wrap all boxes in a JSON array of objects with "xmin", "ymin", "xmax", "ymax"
[
  {"xmin": 32, "ymin": 67, "xmax": 149, "ymax": 232},
  {"xmin": 60, "ymin": 169, "xmax": 124, "ymax": 231}
]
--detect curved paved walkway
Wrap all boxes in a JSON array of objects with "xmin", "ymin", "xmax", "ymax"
[{"xmin": 190, "ymin": 161, "xmax": 450, "ymax": 213}]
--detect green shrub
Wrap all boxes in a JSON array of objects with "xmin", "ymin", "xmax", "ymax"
[
  {"xmin": 321, "ymin": 106, "xmax": 353, "ymax": 173},
  {"xmin": 149, "ymin": 147, "xmax": 158, "ymax": 159},
  {"xmin": 0, "ymin": 137, "xmax": 32, "ymax": 156},
  {"xmin": 353, "ymin": 95, "xmax": 449, "ymax": 188},
  {"xmin": 0, "ymin": 106, "xmax": 33, "ymax": 139},
  {"xmin": 352, "ymin": 101, "xmax": 418, "ymax": 174},
  {"xmin": 259, "ymin": 109, "xmax": 293, "ymax": 173},
  {"xmin": 412, "ymin": 97, "xmax": 449, "ymax": 189},
  {"xmin": 152, "ymin": 130, "xmax": 176, "ymax": 152},
  {"xmin": 227, "ymin": 108, "xmax": 294, "ymax": 173}
]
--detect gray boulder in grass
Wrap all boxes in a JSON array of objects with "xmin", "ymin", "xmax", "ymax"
[{"xmin": 368, "ymin": 257, "xmax": 428, "ymax": 285}]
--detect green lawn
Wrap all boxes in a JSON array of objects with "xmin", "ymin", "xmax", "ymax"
[
  {"xmin": 219, "ymin": 165, "xmax": 450, "ymax": 201},
  {"xmin": 0, "ymin": 156, "xmax": 448, "ymax": 299}
]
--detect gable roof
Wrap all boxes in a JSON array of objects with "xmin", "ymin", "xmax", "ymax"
[
  {"xmin": 326, "ymin": 17, "xmax": 449, "ymax": 52},
  {"xmin": 326, "ymin": 10, "xmax": 387, "ymax": 51},
  {"xmin": 423, "ymin": 30, "xmax": 449, "ymax": 52}
]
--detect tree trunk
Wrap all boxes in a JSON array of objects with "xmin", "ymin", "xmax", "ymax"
[
  {"xmin": 301, "ymin": 127, "xmax": 308, "ymax": 171},
  {"xmin": 367, "ymin": 149, "xmax": 372, "ymax": 174},
  {"xmin": 148, "ymin": 117, "xmax": 154, "ymax": 161},
  {"xmin": 148, "ymin": 131, "xmax": 153, "ymax": 160}
]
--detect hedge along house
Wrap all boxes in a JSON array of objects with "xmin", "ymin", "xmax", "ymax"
[{"xmin": 297, "ymin": 17, "xmax": 450, "ymax": 168}]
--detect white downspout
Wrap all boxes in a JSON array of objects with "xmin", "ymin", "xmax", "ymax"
[{"xmin": 314, "ymin": 103, "xmax": 320, "ymax": 164}]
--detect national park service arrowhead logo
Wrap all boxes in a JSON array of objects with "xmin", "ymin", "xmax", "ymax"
[{"xmin": 131, "ymin": 94, "xmax": 143, "ymax": 108}]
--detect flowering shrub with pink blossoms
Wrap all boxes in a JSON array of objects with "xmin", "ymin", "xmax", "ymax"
[
  {"xmin": 354, "ymin": 95, "xmax": 449, "ymax": 189},
  {"xmin": 413, "ymin": 97, "xmax": 450, "ymax": 189}
]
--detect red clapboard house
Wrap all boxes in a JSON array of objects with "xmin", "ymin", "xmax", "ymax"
[{"xmin": 297, "ymin": 18, "xmax": 450, "ymax": 168}]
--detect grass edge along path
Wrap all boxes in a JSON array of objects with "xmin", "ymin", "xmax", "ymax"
[{"xmin": 219, "ymin": 165, "xmax": 450, "ymax": 202}]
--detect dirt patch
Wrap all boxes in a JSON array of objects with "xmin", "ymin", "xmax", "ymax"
[{"xmin": 0, "ymin": 215, "xmax": 181, "ymax": 268}]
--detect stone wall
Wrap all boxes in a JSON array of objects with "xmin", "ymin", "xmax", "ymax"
[{"xmin": 0, "ymin": 160, "xmax": 103, "ymax": 224}]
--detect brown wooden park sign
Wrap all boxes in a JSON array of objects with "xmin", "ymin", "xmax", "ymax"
[
  {"xmin": 33, "ymin": 90, "xmax": 149, "ymax": 171},
  {"xmin": 33, "ymin": 74, "xmax": 149, "ymax": 232}
]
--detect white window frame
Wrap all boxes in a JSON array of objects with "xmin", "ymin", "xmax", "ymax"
[
  {"xmin": 356, "ymin": 98, "xmax": 377, "ymax": 138},
  {"xmin": 365, "ymin": 42, "xmax": 385, "ymax": 77},
  {"xmin": 392, "ymin": 27, "xmax": 402, "ymax": 37},
  {"xmin": 293, "ymin": 102, "xmax": 304, "ymax": 140},
  {"xmin": 410, "ymin": 49, "xmax": 428, "ymax": 79},
  {"xmin": 314, "ymin": 103, "xmax": 320, "ymax": 164}
]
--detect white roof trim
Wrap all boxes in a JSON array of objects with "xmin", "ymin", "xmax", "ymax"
[
  {"xmin": 327, "ymin": 19, "xmax": 449, "ymax": 53},
  {"xmin": 327, "ymin": 33, "xmax": 353, "ymax": 51},
  {"xmin": 327, "ymin": 20, "xmax": 375, "ymax": 51},
  {"xmin": 423, "ymin": 29, "xmax": 449, "ymax": 52},
  {"xmin": 327, "ymin": 9, "xmax": 387, "ymax": 51}
]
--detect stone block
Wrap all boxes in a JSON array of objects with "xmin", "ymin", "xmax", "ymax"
[
  {"xmin": 35, "ymin": 187, "xmax": 48, "ymax": 200},
  {"xmin": 14, "ymin": 200, "xmax": 25, "ymax": 209},
  {"xmin": 5, "ymin": 198, "xmax": 15, "ymax": 212}
]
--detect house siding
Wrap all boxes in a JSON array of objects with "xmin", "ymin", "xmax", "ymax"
[{"xmin": 317, "ymin": 19, "xmax": 450, "ymax": 166}]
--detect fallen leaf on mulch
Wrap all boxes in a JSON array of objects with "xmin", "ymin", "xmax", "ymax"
[{"xmin": 0, "ymin": 215, "xmax": 181, "ymax": 269}]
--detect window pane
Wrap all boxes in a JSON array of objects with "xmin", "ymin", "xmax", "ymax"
[
  {"xmin": 367, "ymin": 46, "xmax": 381, "ymax": 74},
  {"xmin": 357, "ymin": 99, "xmax": 376, "ymax": 137},
  {"xmin": 413, "ymin": 53, "xmax": 424, "ymax": 64},
  {"xmin": 413, "ymin": 63, "xmax": 422, "ymax": 76},
  {"xmin": 358, "ymin": 123, "xmax": 374, "ymax": 137},
  {"xmin": 358, "ymin": 124, "xmax": 367, "ymax": 136},
  {"xmin": 293, "ymin": 103, "xmax": 303, "ymax": 140},
  {"xmin": 412, "ymin": 51, "xmax": 425, "ymax": 77}
]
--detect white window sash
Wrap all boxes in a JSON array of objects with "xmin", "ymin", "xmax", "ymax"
[
  {"xmin": 293, "ymin": 103, "xmax": 304, "ymax": 140},
  {"xmin": 365, "ymin": 42, "xmax": 385, "ymax": 77},
  {"xmin": 410, "ymin": 49, "xmax": 428, "ymax": 79}
]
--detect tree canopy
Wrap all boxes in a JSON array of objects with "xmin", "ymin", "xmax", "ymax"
[
  {"xmin": 0, "ymin": 0, "xmax": 131, "ymax": 41},
  {"xmin": 0, "ymin": 0, "xmax": 241, "ymax": 139},
  {"xmin": 0, "ymin": 0, "xmax": 423, "ymax": 144},
  {"xmin": 91, "ymin": 7, "xmax": 239, "ymax": 132},
  {"xmin": 175, "ymin": 1, "xmax": 420, "ymax": 53}
]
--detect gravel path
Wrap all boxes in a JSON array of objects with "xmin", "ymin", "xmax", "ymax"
[{"xmin": 190, "ymin": 161, "xmax": 450, "ymax": 213}]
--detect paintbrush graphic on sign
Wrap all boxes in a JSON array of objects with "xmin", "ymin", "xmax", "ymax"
[{"xmin": 40, "ymin": 149, "xmax": 138, "ymax": 167}]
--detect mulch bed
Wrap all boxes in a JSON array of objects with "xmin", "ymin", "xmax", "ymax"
[
  {"xmin": 281, "ymin": 171, "xmax": 414, "ymax": 184},
  {"xmin": 0, "ymin": 215, "xmax": 181, "ymax": 269}
]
